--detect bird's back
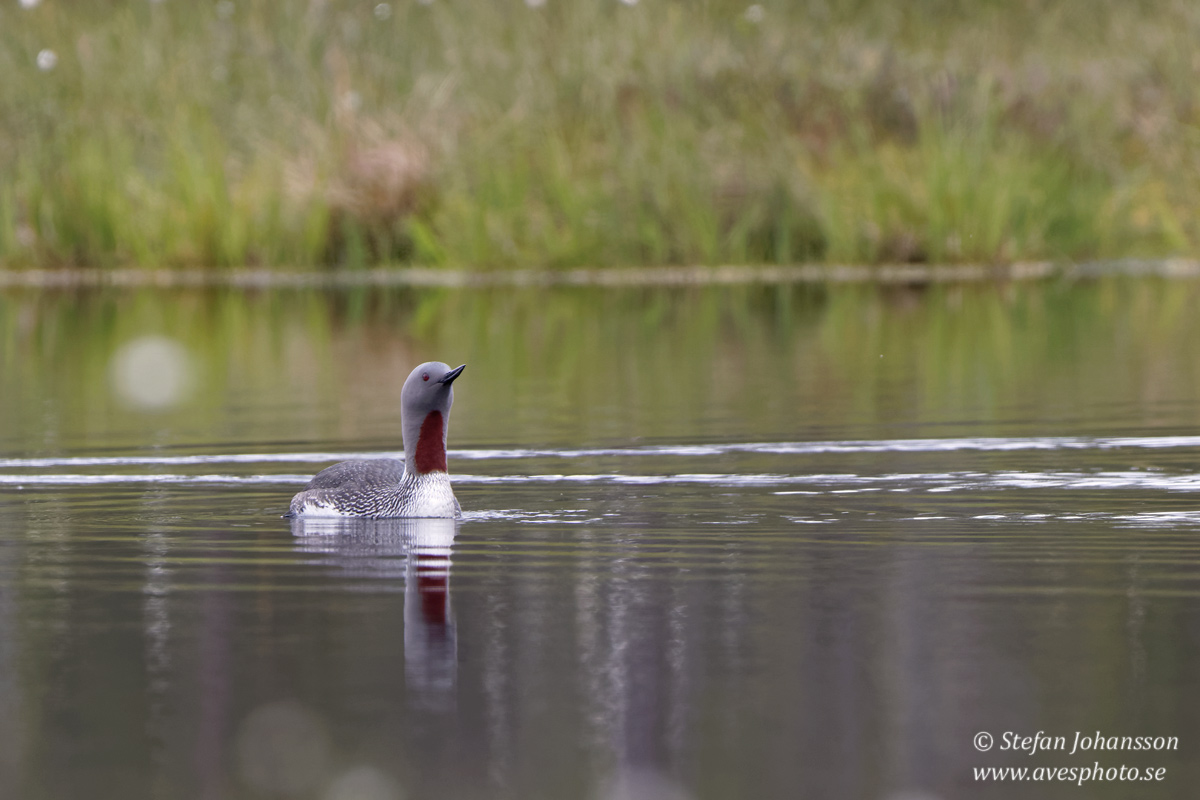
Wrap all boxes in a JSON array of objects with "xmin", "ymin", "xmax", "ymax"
[
  {"xmin": 303, "ymin": 458, "xmax": 405, "ymax": 491},
  {"xmin": 288, "ymin": 458, "xmax": 459, "ymax": 518},
  {"xmin": 289, "ymin": 458, "xmax": 407, "ymax": 517}
]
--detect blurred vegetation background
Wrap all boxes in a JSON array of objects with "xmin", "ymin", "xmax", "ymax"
[{"xmin": 1, "ymin": 0, "xmax": 1197, "ymax": 270}]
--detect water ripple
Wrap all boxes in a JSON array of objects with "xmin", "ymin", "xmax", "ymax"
[
  {"xmin": 3, "ymin": 433, "xmax": 1200, "ymax": 469},
  {"xmin": 0, "ymin": 473, "xmax": 314, "ymax": 485},
  {"xmin": 2, "ymin": 468, "xmax": 1198, "ymax": 492}
]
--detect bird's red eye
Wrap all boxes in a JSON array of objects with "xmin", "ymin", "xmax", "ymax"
[{"xmin": 422, "ymin": 373, "xmax": 429, "ymax": 381}]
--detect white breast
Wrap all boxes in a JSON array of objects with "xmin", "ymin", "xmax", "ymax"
[{"xmin": 403, "ymin": 472, "xmax": 460, "ymax": 518}]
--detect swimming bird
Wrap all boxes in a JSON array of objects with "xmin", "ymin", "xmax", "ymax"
[{"xmin": 288, "ymin": 362, "xmax": 466, "ymax": 518}]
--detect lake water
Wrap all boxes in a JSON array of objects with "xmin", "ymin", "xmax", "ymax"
[{"xmin": 2, "ymin": 279, "xmax": 1200, "ymax": 800}]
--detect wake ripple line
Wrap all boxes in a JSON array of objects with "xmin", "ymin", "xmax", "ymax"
[
  {"xmin": 3, "ymin": 434, "xmax": 1200, "ymax": 469},
  {"xmin": 2, "ymin": 469, "xmax": 1199, "ymax": 491}
]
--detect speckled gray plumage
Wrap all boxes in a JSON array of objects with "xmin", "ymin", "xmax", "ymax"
[
  {"xmin": 303, "ymin": 458, "xmax": 406, "ymax": 492},
  {"xmin": 288, "ymin": 458, "xmax": 460, "ymax": 518},
  {"xmin": 289, "ymin": 458, "xmax": 404, "ymax": 517}
]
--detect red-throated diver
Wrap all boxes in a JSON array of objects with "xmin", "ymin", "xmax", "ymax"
[{"xmin": 288, "ymin": 361, "xmax": 465, "ymax": 518}]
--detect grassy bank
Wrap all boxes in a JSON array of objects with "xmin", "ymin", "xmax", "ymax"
[{"xmin": 1, "ymin": 0, "xmax": 1198, "ymax": 270}]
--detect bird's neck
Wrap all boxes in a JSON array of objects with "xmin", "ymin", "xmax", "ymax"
[{"xmin": 412, "ymin": 410, "xmax": 447, "ymax": 474}]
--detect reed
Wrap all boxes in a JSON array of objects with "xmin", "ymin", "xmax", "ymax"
[{"xmin": 1, "ymin": 0, "xmax": 1195, "ymax": 269}]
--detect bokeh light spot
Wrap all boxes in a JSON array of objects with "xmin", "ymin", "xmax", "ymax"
[
  {"xmin": 324, "ymin": 765, "xmax": 405, "ymax": 800},
  {"xmin": 597, "ymin": 768, "xmax": 695, "ymax": 800},
  {"xmin": 235, "ymin": 700, "xmax": 332, "ymax": 795},
  {"xmin": 108, "ymin": 336, "xmax": 195, "ymax": 411}
]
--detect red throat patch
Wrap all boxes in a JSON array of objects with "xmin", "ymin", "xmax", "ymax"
[{"xmin": 413, "ymin": 411, "xmax": 447, "ymax": 473}]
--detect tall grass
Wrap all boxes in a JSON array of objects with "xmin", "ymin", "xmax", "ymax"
[{"xmin": 1, "ymin": 0, "xmax": 1198, "ymax": 269}]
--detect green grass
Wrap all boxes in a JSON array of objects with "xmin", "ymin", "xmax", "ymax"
[{"xmin": 1, "ymin": 0, "xmax": 1198, "ymax": 270}]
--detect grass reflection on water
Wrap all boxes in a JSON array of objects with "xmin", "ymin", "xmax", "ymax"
[{"xmin": 4, "ymin": 279, "xmax": 1200, "ymax": 457}]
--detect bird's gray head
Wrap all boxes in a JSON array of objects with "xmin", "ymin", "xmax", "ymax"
[{"xmin": 401, "ymin": 361, "xmax": 465, "ymax": 474}]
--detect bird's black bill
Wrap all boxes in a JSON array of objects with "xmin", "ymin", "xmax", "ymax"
[{"xmin": 438, "ymin": 364, "xmax": 466, "ymax": 385}]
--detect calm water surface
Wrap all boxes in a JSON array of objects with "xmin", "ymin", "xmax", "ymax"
[{"xmin": 3, "ymin": 280, "xmax": 1200, "ymax": 800}]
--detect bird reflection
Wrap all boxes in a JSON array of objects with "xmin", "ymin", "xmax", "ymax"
[{"xmin": 290, "ymin": 517, "xmax": 458, "ymax": 708}]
